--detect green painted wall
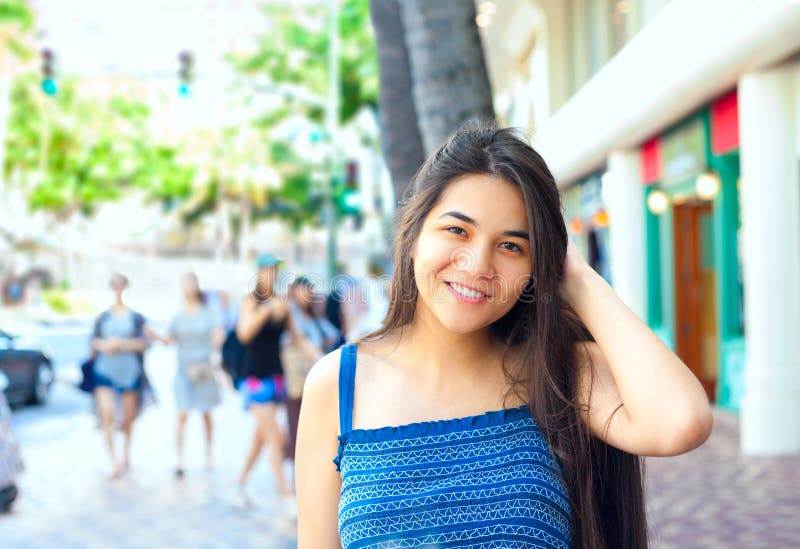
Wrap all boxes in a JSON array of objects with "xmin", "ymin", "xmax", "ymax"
[{"xmin": 710, "ymin": 152, "xmax": 745, "ymax": 411}]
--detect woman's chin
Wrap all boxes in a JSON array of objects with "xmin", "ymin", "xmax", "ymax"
[{"xmin": 433, "ymin": 313, "xmax": 492, "ymax": 336}]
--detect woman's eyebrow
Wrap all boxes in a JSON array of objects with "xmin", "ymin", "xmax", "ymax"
[
  {"xmin": 438, "ymin": 210, "xmax": 476, "ymax": 225},
  {"xmin": 503, "ymin": 230, "xmax": 529, "ymax": 241},
  {"xmin": 438, "ymin": 211, "xmax": 529, "ymax": 241}
]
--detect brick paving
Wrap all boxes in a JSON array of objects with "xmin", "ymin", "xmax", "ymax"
[
  {"xmin": 0, "ymin": 347, "xmax": 296, "ymax": 549},
  {"xmin": 647, "ymin": 410, "xmax": 800, "ymax": 548}
]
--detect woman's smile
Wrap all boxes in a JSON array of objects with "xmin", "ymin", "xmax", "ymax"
[{"xmin": 445, "ymin": 280, "xmax": 490, "ymax": 303}]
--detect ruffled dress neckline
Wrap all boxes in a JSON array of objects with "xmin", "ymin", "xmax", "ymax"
[{"xmin": 342, "ymin": 404, "xmax": 532, "ymax": 443}]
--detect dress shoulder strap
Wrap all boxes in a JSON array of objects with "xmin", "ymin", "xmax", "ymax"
[{"xmin": 338, "ymin": 344, "xmax": 357, "ymax": 435}]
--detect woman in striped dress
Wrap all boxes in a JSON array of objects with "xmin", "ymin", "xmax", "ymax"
[{"xmin": 296, "ymin": 121, "xmax": 713, "ymax": 548}]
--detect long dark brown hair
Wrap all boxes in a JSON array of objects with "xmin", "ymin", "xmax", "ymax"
[{"xmin": 364, "ymin": 119, "xmax": 647, "ymax": 548}]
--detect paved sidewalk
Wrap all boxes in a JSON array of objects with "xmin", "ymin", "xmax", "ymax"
[
  {"xmin": 0, "ymin": 347, "xmax": 296, "ymax": 549},
  {"xmin": 647, "ymin": 409, "xmax": 800, "ymax": 548}
]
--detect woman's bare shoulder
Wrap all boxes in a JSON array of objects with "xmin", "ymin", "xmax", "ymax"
[
  {"xmin": 301, "ymin": 348, "xmax": 344, "ymax": 436},
  {"xmin": 306, "ymin": 337, "xmax": 399, "ymax": 383},
  {"xmin": 305, "ymin": 347, "xmax": 343, "ymax": 392}
]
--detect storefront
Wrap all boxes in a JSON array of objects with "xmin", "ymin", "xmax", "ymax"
[
  {"xmin": 640, "ymin": 90, "xmax": 745, "ymax": 411},
  {"xmin": 562, "ymin": 173, "xmax": 612, "ymax": 283}
]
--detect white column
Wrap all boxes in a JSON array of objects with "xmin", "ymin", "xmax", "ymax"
[
  {"xmin": 739, "ymin": 59, "xmax": 800, "ymax": 455},
  {"xmin": 602, "ymin": 150, "xmax": 647, "ymax": 321}
]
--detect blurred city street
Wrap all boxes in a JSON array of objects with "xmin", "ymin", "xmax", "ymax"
[
  {"xmin": 1, "ymin": 0, "xmax": 799, "ymax": 547},
  {"xmin": 0, "ymin": 346, "xmax": 297, "ymax": 548}
]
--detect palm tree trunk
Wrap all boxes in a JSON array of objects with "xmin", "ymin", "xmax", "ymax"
[
  {"xmin": 369, "ymin": 0, "xmax": 425, "ymax": 204},
  {"xmin": 398, "ymin": 0, "xmax": 495, "ymax": 154}
]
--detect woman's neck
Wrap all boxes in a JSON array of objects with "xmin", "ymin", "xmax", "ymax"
[{"xmin": 399, "ymin": 309, "xmax": 499, "ymax": 387}]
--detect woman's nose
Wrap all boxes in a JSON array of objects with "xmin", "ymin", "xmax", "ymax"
[{"xmin": 452, "ymin": 244, "xmax": 495, "ymax": 278}]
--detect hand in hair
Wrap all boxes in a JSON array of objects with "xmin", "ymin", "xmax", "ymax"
[
  {"xmin": 559, "ymin": 237, "xmax": 594, "ymax": 305},
  {"xmin": 563, "ymin": 239, "xmax": 713, "ymax": 456}
]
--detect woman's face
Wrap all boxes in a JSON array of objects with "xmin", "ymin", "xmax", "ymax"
[
  {"xmin": 411, "ymin": 174, "xmax": 532, "ymax": 336},
  {"xmin": 291, "ymin": 284, "xmax": 313, "ymax": 307},
  {"xmin": 181, "ymin": 275, "xmax": 199, "ymax": 301},
  {"xmin": 255, "ymin": 266, "xmax": 278, "ymax": 298},
  {"xmin": 109, "ymin": 274, "xmax": 127, "ymax": 296}
]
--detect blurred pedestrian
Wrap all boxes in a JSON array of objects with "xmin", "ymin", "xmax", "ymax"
[
  {"xmin": 295, "ymin": 122, "xmax": 713, "ymax": 547},
  {"xmin": 234, "ymin": 254, "xmax": 292, "ymax": 509},
  {"xmin": 324, "ymin": 286, "xmax": 347, "ymax": 347},
  {"xmin": 91, "ymin": 273, "xmax": 155, "ymax": 479},
  {"xmin": 161, "ymin": 273, "xmax": 225, "ymax": 478},
  {"xmin": 282, "ymin": 277, "xmax": 338, "ymax": 464},
  {"xmin": 0, "ymin": 371, "xmax": 23, "ymax": 512}
]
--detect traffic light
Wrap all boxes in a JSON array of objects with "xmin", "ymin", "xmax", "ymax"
[
  {"xmin": 178, "ymin": 51, "xmax": 193, "ymax": 97},
  {"xmin": 336, "ymin": 160, "xmax": 362, "ymax": 228},
  {"xmin": 338, "ymin": 160, "xmax": 360, "ymax": 217},
  {"xmin": 41, "ymin": 48, "xmax": 56, "ymax": 96}
]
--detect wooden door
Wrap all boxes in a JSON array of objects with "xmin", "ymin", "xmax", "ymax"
[{"xmin": 673, "ymin": 201, "xmax": 717, "ymax": 401}]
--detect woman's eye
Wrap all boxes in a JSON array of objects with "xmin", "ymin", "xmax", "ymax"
[
  {"xmin": 446, "ymin": 226, "xmax": 467, "ymax": 236},
  {"xmin": 500, "ymin": 242, "xmax": 522, "ymax": 253}
]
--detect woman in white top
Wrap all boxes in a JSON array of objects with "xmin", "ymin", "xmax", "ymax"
[{"xmin": 162, "ymin": 273, "xmax": 225, "ymax": 477}]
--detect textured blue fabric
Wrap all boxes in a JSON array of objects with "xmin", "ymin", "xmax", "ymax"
[{"xmin": 333, "ymin": 344, "xmax": 572, "ymax": 549}]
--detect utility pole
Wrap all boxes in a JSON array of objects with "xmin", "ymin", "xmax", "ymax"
[{"xmin": 325, "ymin": 0, "xmax": 340, "ymax": 280}]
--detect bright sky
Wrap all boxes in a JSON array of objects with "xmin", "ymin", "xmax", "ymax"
[
  {"xmin": 29, "ymin": 0, "xmax": 267, "ymax": 79},
  {"xmin": 27, "ymin": 0, "xmax": 275, "ymax": 127},
  {"xmin": 27, "ymin": 0, "xmax": 339, "ymax": 130}
]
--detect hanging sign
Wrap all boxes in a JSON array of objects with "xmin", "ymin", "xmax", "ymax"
[{"xmin": 660, "ymin": 116, "xmax": 706, "ymax": 187}]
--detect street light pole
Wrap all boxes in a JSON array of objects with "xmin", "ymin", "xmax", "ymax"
[{"xmin": 325, "ymin": 0, "xmax": 340, "ymax": 280}]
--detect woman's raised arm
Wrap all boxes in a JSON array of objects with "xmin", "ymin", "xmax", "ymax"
[{"xmin": 564, "ymin": 239, "xmax": 714, "ymax": 456}]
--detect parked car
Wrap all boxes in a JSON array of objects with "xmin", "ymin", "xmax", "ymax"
[
  {"xmin": 0, "ymin": 329, "xmax": 53, "ymax": 406},
  {"xmin": 0, "ymin": 371, "xmax": 23, "ymax": 512}
]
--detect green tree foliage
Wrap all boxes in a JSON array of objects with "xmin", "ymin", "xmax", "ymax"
[
  {"xmin": 0, "ymin": 0, "xmax": 34, "ymax": 60},
  {"xmin": 219, "ymin": 0, "xmax": 377, "ymax": 230},
  {"xmin": 3, "ymin": 75, "xmax": 194, "ymax": 217},
  {"xmin": 229, "ymin": 0, "xmax": 378, "ymax": 126}
]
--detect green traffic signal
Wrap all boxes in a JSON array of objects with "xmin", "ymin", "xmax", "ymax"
[
  {"xmin": 336, "ymin": 160, "xmax": 360, "ymax": 216},
  {"xmin": 178, "ymin": 51, "xmax": 193, "ymax": 97},
  {"xmin": 339, "ymin": 187, "xmax": 360, "ymax": 215},
  {"xmin": 41, "ymin": 48, "xmax": 56, "ymax": 95},
  {"xmin": 41, "ymin": 78, "xmax": 57, "ymax": 96}
]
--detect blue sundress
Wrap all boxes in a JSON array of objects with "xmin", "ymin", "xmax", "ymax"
[{"xmin": 334, "ymin": 344, "xmax": 573, "ymax": 548}]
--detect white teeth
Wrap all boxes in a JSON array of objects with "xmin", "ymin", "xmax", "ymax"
[{"xmin": 449, "ymin": 282, "xmax": 486, "ymax": 299}]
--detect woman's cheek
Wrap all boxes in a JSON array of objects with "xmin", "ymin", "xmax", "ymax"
[{"xmin": 417, "ymin": 234, "xmax": 458, "ymax": 272}]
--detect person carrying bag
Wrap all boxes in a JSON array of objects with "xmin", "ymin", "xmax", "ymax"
[{"xmin": 282, "ymin": 277, "xmax": 339, "ymax": 462}]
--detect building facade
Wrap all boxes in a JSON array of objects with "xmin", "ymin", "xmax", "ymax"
[{"xmin": 482, "ymin": 0, "xmax": 800, "ymax": 455}]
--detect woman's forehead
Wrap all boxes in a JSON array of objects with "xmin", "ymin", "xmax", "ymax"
[{"xmin": 431, "ymin": 174, "xmax": 528, "ymax": 230}]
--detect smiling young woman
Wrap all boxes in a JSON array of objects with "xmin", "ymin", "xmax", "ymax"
[{"xmin": 295, "ymin": 120, "xmax": 713, "ymax": 549}]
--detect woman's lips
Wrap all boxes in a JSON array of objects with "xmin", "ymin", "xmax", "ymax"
[{"xmin": 445, "ymin": 281, "xmax": 489, "ymax": 303}]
